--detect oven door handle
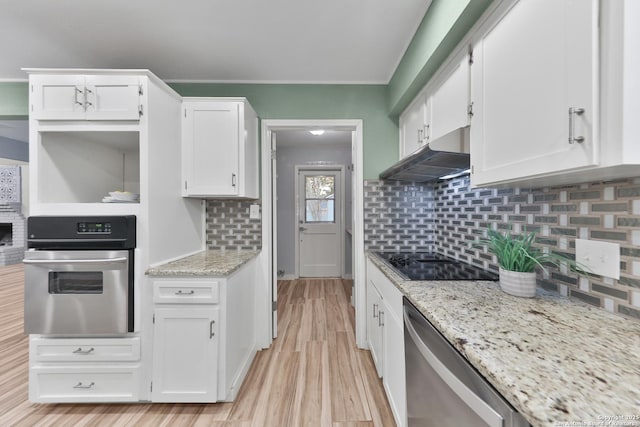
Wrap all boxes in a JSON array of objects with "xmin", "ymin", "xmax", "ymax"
[
  {"xmin": 23, "ymin": 257, "xmax": 128, "ymax": 265},
  {"xmin": 403, "ymin": 306, "xmax": 503, "ymax": 427}
]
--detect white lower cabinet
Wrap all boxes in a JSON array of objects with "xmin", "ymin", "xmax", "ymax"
[
  {"xmin": 28, "ymin": 336, "xmax": 141, "ymax": 403},
  {"xmin": 150, "ymin": 258, "xmax": 257, "ymax": 403},
  {"xmin": 366, "ymin": 258, "xmax": 407, "ymax": 427},
  {"xmin": 151, "ymin": 307, "xmax": 219, "ymax": 402}
]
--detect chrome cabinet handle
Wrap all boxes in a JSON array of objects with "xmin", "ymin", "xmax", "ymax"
[
  {"xmin": 373, "ymin": 303, "xmax": 378, "ymax": 319},
  {"xmin": 232, "ymin": 173, "xmax": 237, "ymax": 187},
  {"xmin": 72, "ymin": 347, "xmax": 95, "ymax": 355},
  {"xmin": 175, "ymin": 289, "xmax": 195, "ymax": 295},
  {"xmin": 74, "ymin": 87, "xmax": 83, "ymax": 106},
  {"xmin": 417, "ymin": 129, "xmax": 423, "ymax": 143},
  {"xmin": 210, "ymin": 320, "xmax": 216, "ymax": 339},
  {"xmin": 73, "ymin": 382, "xmax": 95, "ymax": 389},
  {"xmin": 84, "ymin": 87, "xmax": 93, "ymax": 109},
  {"xmin": 378, "ymin": 311, "xmax": 384, "ymax": 327},
  {"xmin": 568, "ymin": 107, "xmax": 585, "ymax": 144},
  {"xmin": 424, "ymin": 124, "xmax": 430, "ymax": 141}
]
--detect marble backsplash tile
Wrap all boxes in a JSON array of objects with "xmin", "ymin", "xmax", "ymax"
[
  {"xmin": 364, "ymin": 176, "xmax": 640, "ymax": 320},
  {"xmin": 205, "ymin": 200, "xmax": 261, "ymax": 251}
]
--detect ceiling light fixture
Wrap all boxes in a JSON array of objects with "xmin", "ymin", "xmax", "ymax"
[{"xmin": 309, "ymin": 130, "xmax": 325, "ymax": 136}]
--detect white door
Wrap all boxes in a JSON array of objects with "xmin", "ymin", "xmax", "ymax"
[
  {"xmin": 470, "ymin": 0, "xmax": 597, "ymax": 186},
  {"xmin": 30, "ymin": 74, "xmax": 86, "ymax": 120},
  {"xmin": 297, "ymin": 168, "xmax": 343, "ymax": 278},
  {"xmin": 183, "ymin": 101, "xmax": 240, "ymax": 196},
  {"xmin": 84, "ymin": 76, "xmax": 141, "ymax": 120},
  {"xmin": 152, "ymin": 307, "xmax": 219, "ymax": 402},
  {"xmin": 399, "ymin": 94, "xmax": 428, "ymax": 159},
  {"xmin": 430, "ymin": 53, "xmax": 470, "ymax": 141}
]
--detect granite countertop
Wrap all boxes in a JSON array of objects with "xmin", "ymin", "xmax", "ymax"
[
  {"xmin": 368, "ymin": 252, "xmax": 640, "ymax": 427},
  {"xmin": 146, "ymin": 250, "xmax": 260, "ymax": 277}
]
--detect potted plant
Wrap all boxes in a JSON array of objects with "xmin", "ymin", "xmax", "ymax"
[{"xmin": 479, "ymin": 228, "xmax": 585, "ymax": 298}]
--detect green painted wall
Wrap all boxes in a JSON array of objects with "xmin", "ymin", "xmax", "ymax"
[
  {"xmin": 387, "ymin": 0, "xmax": 492, "ymax": 117},
  {"xmin": 0, "ymin": 82, "xmax": 28, "ymax": 118},
  {"xmin": 170, "ymin": 83, "xmax": 397, "ymax": 179}
]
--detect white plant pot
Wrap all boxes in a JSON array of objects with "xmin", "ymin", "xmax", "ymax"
[{"xmin": 498, "ymin": 268, "xmax": 537, "ymax": 298}]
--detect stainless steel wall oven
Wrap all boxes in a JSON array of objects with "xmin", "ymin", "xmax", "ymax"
[{"xmin": 24, "ymin": 216, "xmax": 136, "ymax": 335}]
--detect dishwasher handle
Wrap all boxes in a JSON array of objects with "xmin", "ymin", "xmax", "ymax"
[{"xmin": 403, "ymin": 306, "xmax": 504, "ymax": 427}]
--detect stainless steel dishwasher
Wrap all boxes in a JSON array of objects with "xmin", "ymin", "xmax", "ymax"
[{"xmin": 403, "ymin": 297, "xmax": 530, "ymax": 427}]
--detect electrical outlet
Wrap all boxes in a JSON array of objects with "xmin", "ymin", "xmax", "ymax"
[
  {"xmin": 575, "ymin": 239, "xmax": 620, "ymax": 279},
  {"xmin": 249, "ymin": 204, "xmax": 261, "ymax": 219}
]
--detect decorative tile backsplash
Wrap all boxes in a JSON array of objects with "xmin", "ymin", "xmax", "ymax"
[
  {"xmin": 205, "ymin": 200, "xmax": 261, "ymax": 251},
  {"xmin": 363, "ymin": 180, "xmax": 435, "ymax": 252},
  {"xmin": 365, "ymin": 176, "xmax": 640, "ymax": 320}
]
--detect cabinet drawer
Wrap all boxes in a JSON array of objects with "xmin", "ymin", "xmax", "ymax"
[
  {"xmin": 30, "ymin": 337, "xmax": 140, "ymax": 362},
  {"xmin": 153, "ymin": 280, "xmax": 220, "ymax": 304},
  {"xmin": 30, "ymin": 366, "xmax": 140, "ymax": 403}
]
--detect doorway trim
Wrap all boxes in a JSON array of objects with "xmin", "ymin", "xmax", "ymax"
[
  {"xmin": 294, "ymin": 165, "xmax": 345, "ymax": 279},
  {"xmin": 259, "ymin": 119, "xmax": 366, "ymax": 349}
]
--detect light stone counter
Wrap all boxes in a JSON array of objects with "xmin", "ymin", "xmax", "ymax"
[
  {"xmin": 368, "ymin": 252, "xmax": 640, "ymax": 427},
  {"xmin": 146, "ymin": 250, "xmax": 260, "ymax": 277}
]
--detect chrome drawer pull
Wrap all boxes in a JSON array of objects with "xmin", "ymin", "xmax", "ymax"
[
  {"xmin": 72, "ymin": 347, "xmax": 95, "ymax": 355},
  {"xmin": 210, "ymin": 320, "xmax": 216, "ymax": 339},
  {"xmin": 175, "ymin": 290, "xmax": 195, "ymax": 295},
  {"xmin": 73, "ymin": 382, "xmax": 95, "ymax": 389}
]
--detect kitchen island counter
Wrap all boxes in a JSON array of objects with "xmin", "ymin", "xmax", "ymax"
[
  {"xmin": 368, "ymin": 252, "xmax": 640, "ymax": 427},
  {"xmin": 147, "ymin": 250, "xmax": 260, "ymax": 277}
]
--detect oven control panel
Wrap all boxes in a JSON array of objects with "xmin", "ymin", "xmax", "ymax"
[{"xmin": 77, "ymin": 222, "xmax": 112, "ymax": 234}]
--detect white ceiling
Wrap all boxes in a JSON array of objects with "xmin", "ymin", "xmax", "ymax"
[
  {"xmin": 0, "ymin": 0, "xmax": 431, "ymax": 83},
  {"xmin": 276, "ymin": 129, "xmax": 351, "ymax": 148}
]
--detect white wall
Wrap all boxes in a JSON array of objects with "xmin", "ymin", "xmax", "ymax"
[{"xmin": 276, "ymin": 140, "xmax": 352, "ymax": 278}]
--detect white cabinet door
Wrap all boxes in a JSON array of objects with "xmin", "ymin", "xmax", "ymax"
[
  {"xmin": 85, "ymin": 76, "xmax": 141, "ymax": 120},
  {"xmin": 152, "ymin": 307, "xmax": 219, "ymax": 402},
  {"xmin": 30, "ymin": 75, "xmax": 141, "ymax": 120},
  {"xmin": 182, "ymin": 102, "xmax": 240, "ymax": 197},
  {"xmin": 382, "ymin": 299, "xmax": 406, "ymax": 427},
  {"xmin": 471, "ymin": 0, "xmax": 597, "ymax": 186},
  {"xmin": 30, "ymin": 75, "xmax": 86, "ymax": 120},
  {"xmin": 399, "ymin": 94, "xmax": 429, "ymax": 159},
  {"xmin": 366, "ymin": 280, "xmax": 383, "ymax": 377},
  {"xmin": 430, "ymin": 53, "xmax": 470, "ymax": 142}
]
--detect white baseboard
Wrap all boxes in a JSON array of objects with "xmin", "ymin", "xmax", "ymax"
[
  {"xmin": 342, "ymin": 274, "xmax": 353, "ymax": 280},
  {"xmin": 278, "ymin": 274, "xmax": 297, "ymax": 280}
]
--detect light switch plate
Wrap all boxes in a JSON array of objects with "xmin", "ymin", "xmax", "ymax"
[
  {"xmin": 249, "ymin": 204, "xmax": 261, "ymax": 219},
  {"xmin": 575, "ymin": 239, "xmax": 620, "ymax": 279}
]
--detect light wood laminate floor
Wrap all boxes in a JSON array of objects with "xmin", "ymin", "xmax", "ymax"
[{"xmin": 0, "ymin": 265, "xmax": 395, "ymax": 426}]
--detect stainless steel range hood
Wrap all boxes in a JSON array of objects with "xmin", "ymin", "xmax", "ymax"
[{"xmin": 379, "ymin": 126, "xmax": 470, "ymax": 182}]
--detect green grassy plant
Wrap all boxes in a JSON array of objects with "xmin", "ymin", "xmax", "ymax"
[{"xmin": 479, "ymin": 228, "xmax": 586, "ymax": 274}]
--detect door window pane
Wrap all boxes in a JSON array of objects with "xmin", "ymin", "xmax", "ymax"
[{"xmin": 305, "ymin": 175, "xmax": 335, "ymax": 222}]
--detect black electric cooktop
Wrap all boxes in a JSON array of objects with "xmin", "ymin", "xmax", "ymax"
[{"xmin": 376, "ymin": 252, "xmax": 498, "ymax": 281}]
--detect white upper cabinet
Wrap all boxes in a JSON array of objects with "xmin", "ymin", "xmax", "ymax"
[
  {"xmin": 399, "ymin": 93, "xmax": 430, "ymax": 159},
  {"xmin": 470, "ymin": 0, "xmax": 598, "ymax": 186},
  {"xmin": 399, "ymin": 50, "xmax": 471, "ymax": 161},
  {"xmin": 30, "ymin": 74, "xmax": 142, "ymax": 120},
  {"xmin": 430, "ymin": 52, "xmax": 470, "ymax": 142},
  {"xmin": 182, "ymin": 98, "xmax": 259, "ymax": 199}
]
